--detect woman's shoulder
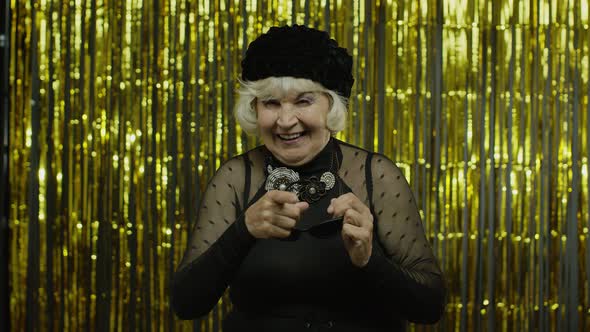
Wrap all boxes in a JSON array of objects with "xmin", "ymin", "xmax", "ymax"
[
  {"xmin": 335, "ymin": 138, "xmax": 371, "ymax": 157},
  {"xmin": 335, "ymin": 138, "xmax": 392, "ymax": 162},
  {"xmin": 238, "ymin": 145, "xmax": 267, "ymax": 166},
  {"xmin": 216, "ymin": 145, "xmax": 266, "ymax": 173},
  {"xmin": 334, "ymin": 139, "xmax": 400, "ymax": 172}
]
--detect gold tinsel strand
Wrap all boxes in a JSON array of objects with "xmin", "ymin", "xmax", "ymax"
[{"xmin": 8, "ymin": 0, "xmax": 590, "ymax": 331}]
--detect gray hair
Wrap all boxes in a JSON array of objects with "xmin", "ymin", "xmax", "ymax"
[{"xmin": 234, "ymin": 77, "xmax": 348, "ymax": 136}]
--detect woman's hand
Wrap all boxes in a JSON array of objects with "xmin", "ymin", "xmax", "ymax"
[
  {"xmin": 328, "ymin": 193, "xmax": 374, "ymax": 267},
  {"xmin": 245, "ymin": 190, "xmax": 309, "ymax": 239}
]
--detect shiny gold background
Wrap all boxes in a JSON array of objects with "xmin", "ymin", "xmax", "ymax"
[{"xmin": 8, "ymin": 0, "xmax": 590, "ymax": 331}]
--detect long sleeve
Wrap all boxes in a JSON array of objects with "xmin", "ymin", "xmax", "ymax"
[
  {"xmin": 170, "ymin": 156, "xmax": 256, "ymax": 320},
  {"xmin": 362, "ymin": 153, "xmax": 446, "ymax": 324}
]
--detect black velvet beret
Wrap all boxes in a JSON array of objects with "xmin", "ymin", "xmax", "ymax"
[{"xmin": 241, "ymin": 25, "xmax": 354, "ymax": 98}]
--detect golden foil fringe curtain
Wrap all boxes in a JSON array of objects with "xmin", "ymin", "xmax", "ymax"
[{"xmin": 8, "ymin": 0, "xmax": 590, "ymax": 331}]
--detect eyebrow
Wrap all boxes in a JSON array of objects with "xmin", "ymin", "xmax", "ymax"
[
  {"xmin": 260, "ymin": 92, "xmax": 314, "ymax": 101},
  {"xmin": 295, "ymin": 92, "xmax": 314, "ymax": 98}
]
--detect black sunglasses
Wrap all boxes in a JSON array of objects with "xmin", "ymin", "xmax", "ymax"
[{"xmin": 283, "ymin": 217, "xmax": 343, "ymax": 241}]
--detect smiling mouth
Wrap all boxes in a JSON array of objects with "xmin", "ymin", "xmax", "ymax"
[{"xmin": 277, "ymin": 132, "xmax": 305, "ymax": 141}]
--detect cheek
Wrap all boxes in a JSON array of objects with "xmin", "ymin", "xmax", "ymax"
[
  {"xmin": 256, "ymin": 110, "xmax": 275, "ymax": 130},
  {"xmin": 304, "ymin": 111, "xmax": 328, "ymax": 129}
]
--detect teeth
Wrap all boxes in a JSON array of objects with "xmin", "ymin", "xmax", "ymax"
[{"xmin": 278, "ymin": 133, "xmax": 303, "ymax": 140}]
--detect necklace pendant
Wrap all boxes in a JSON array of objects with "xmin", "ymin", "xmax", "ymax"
[
  {"xmin": 298, "ymin": 176, "xmax": 327, "ymax": 203},
  {"xmin": 320, "ymin": 172, "xmax": 335, "ymax": 190},
  {"xmin": 265, "ymin": 167, "xmax": 300, "ymax": 191}
]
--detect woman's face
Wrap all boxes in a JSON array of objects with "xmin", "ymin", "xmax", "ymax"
[{"xmin": 256, "ymin": 90, "xmax": 332, "ymax": 167}]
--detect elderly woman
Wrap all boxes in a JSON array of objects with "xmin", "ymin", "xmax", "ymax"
[{"xmin": 171, "ymin": 25, "xmax": 446, "ymax": 331}]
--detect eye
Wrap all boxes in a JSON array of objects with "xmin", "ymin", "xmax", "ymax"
[
  {"xmin": 262, "ymin": 99, "xmax": 280, "ymax": 107},
  {"xmin": 296, "ymin": 98, "xmax": 311, "ymax": 106}
]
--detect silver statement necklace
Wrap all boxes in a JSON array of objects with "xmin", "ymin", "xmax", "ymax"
[{"xmin": 264, "ymin": 148, "xmax": 337, "ymax": 204}]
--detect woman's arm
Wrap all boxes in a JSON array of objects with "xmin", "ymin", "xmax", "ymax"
[
  {"xmin": 362, "ymin": 154, "xmax": 447, "ymax": 324},
  {"xmin": 170, "ymin": 157, "xmax": 256, "ymax": 319}
]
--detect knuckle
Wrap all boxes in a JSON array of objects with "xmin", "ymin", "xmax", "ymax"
[
  {"xmin": 360, "ymin": 228, "xmax": 367, "ymax": 237},
  {"xmin": 274, "ymin": 191, "xmax": 285, "ymax": 201},
  {"xmin": 267, "ymin": 190, "xmax": 279, "ymax": 201},
  {"xmin": 260, "ymin": 200, "xmax": 271, "ymax": 209},
  {"xmin": 280, "ymin": 191, "xmax": 292, "ymax": 200},
  {"xmin": 286, "ymin": 219, "xmax": 296, "ymax": 228},
  {"xmin": 342, "ymin": 223, "xmax": 351, "ymax": 232},
  {"xmin": 264, "ymin": 191, "xmax": 272, "ymax": 200},
  {"xmin": 332, "ymin": 201, "xmax": 341, "ymax": 210},
  {"xmin": 282, "ymin": 203, "xmax": 293, "ymax": 213},
  {"xmin": 261, "ymin": 210, "xmax": 273, "ymax": 221}
]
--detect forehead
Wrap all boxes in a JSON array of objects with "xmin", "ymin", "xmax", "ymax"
[
  {"xmin": 255, "ymin": 77, "xmax": 324, "ymax": 99},
  {"xmin": 260, "ymin": 90, "xmax": 315, "ymax": 100}
]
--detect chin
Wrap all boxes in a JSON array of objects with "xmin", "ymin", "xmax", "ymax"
[{"xmin": 277, "ymin": 154, "xmax": 307, "ymax": 166}]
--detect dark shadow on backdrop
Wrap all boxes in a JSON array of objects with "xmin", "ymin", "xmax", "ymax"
[{"xmin": 0, "ymin": 1, "xmax": 10, "ymax": 331}]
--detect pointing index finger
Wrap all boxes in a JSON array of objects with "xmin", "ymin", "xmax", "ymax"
[{"xmin": 268, "ymin": 190, "xmax": 300, "ymax": 204}]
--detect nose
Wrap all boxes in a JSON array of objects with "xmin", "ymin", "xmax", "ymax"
[{"xmin": 276, "ymin": 105, "xmax": 297, "ymax": 128}]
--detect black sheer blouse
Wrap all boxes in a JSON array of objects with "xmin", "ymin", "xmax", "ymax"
[{"xmin": 171, "ymin": 138, "xmax": 446, "ymax": 331}]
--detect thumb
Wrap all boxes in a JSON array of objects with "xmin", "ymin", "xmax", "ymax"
[{"xmin": 295, "ymin": 201, "xmax": 309, "ymax": 212}]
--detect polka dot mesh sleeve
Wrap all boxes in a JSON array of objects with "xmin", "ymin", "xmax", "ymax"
[
  {"xmin": 366, "ymin": 153, "xmax": 446, "ymax": 323},
  {"xmin": 338, "ymin": 143, "xmax": 442, "ymax": 268},
  {"xmin": 172, "ymin": 154, "xmax": 265, "ymax": 319},
  {"xmin": 176, "ymin": 156, "xmax": 248, "ymax": 272},
  {"xmin": 338, "ymin": 142, "xmax": 446, "ymax": 323},
  {"xmin": 369, "ymin": 154, "xmax": 441, "ymax": 271}
]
